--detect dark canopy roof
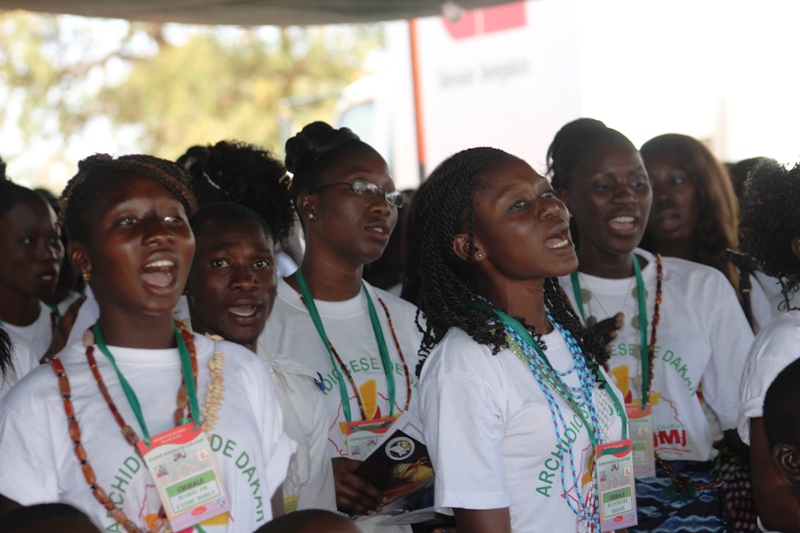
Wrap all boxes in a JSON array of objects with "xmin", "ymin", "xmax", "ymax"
[{"xmin": 0, "ymin": 0, "xmax": 516, "ymax": 25}]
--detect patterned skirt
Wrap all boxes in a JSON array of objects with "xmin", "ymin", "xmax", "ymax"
[{"xmin": 629, "ymin": 459, "xmax": 732, "ymax": 533}]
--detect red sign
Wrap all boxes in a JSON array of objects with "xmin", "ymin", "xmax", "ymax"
[{"xmin": 442, "ymin": 2, "xmax": 526, "ymax": 39}]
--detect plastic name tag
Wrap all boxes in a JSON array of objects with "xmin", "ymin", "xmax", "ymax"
[
  {"xmin": 596, "ymin": 439, "xmax": 638, "ymax": 532},
  {"xmin": 346, "ymin": 417, "xmax": 394, "ymax": 460},
  {"xmin": 136, "ymin": 423, "xmax": 230, "ymax": 530},
  {"xmin": 625, "ymin": 403, "xmax": 656, "ymax": 478}
]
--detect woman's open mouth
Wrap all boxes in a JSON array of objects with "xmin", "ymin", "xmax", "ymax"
[{"xmin": 140, "ymin": 259, "xmax": 176, "ymax": 288}]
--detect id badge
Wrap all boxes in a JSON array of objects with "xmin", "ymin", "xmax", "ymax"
[
  {"xmin": 625, "ymin": 403, "xmax": 656, "ymax": 478},
  {"xmin": 596, "ymin": 439, "xmax": 638, "ymax": 531},
  {"xmin": 136, "ymin": 423, "xmax": 230, "ymax": 530},
  {"xmin": 345, "ymin": 417, "xmax": 394, "ymax": 460}
]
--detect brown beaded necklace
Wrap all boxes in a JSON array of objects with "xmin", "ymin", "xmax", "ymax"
[
  {"xmin": 645, "ymin": 256, "xmax": 723, "ymax": 494},
  {"xmin": 51, "ymin": 320, "xmax": 199, "ymax": 533},
  {"xmin": 299, "ymin": 294, "xmax": 413, "ymax": 420}
]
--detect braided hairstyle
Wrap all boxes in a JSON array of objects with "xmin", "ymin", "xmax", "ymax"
[
  {"xmin": 546, "ymin": 118, "xmax": 636, "ymax": 247},
  {"xmin": 640, "ymin": 134, "xmax": 739, "ymax": 292},
  {"xmin": 408, "ymin": 147, "xmax": 608, "ymax": 379},
  {"xmin": 177, "ymin": 141, "xmax": 295, "ymax": 246},
  {"xmin": 59, "ymin": 154, "xmax": 198, "ymax": 242},
  {"xmin": 740, "ymin": 159, "xmax": 800, "ymax": 288},
  {"xmin": 284, "ymin": 121, "xmax": 361, "ymax": 216}
]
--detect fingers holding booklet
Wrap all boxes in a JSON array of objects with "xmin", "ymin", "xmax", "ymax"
[{"xmin": 349, "ymin": 412, "xmax": 439, "ymax": 525}]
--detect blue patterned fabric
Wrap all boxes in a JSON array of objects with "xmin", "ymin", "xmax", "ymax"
[{"xmin": 630, "ymin": 459, "xmax": 732, "ymax": 533}]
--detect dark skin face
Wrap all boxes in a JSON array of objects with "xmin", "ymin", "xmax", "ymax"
[
  {"xmin": 289, "ymin": 142, "xmax": 399, "ymax": 301},
  {"xmin": 455, "ymin": 159, "xmax": 577, "ymax": 334},
  {"xmin": 187, "ymin": 218, "xmax": 277, "ymax": 352},
  {"xmin": 0, "ymin": 197, "xmax": 63, "ymax": 324},
  {"xmin": 68, "ymin": 173, "xmax": 195, "ymax": 348},
  {"xmin": 644, "ymin": 153, "xmax": 700, "ymax": 260},
  {"xmin": 558, "ymin": 139, "xmax": 652, "ymax": 279}
]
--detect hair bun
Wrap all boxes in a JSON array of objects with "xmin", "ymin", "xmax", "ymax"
[{"xmin": 284, "ymin": 121, "xmax": 359, "ymax": 176}]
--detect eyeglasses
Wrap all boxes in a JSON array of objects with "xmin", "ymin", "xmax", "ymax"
[{"xmin": 309, "ymin": 179, "xmax": 406, "ymax": 208}]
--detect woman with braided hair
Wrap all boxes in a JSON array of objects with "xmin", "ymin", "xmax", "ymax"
[
  {"xmin": 0, "ymin": 154, "xmax": 294, "ymax": 533},
  {"xmin": 259, "ymin": 122, "xmax": 422, "ymax": 533},
  {"xmin": 409, "ymin": 147, "xmax": 626, "ymax": 533},
  {"xmin": 551, "ymin": 118, "xmax": 753, "ymax": 531},
  {"xmin": 738, "ymin": 159, "xmax": 800, "ymax": 532}
]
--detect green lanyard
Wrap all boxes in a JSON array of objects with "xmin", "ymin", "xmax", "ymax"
[
  {"xmin": 570, "ymin": 256, "xmax": 650, "ymax": 410},
  {"xmin": 47, "ymin": 303, "xmax": 61, "ymax": 319},
  {"xmin": 93, "ymin": 322, "xmax": 200, "ymax": 447},
  {"xmin": 0, "ymin": 301, "xmax": 61, "ymax": 326},
  {"xmin": 295, "ymin": 267, "xmax": 396, "ymax": 423},
  {"xmin": 491, "ymin": 308, "xmax": 627, "ymax": 445}
]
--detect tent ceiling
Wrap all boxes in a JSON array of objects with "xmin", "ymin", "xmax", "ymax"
[{"xmin": 0, "ymin": 0, "xmax": 516, "ymax": 25}]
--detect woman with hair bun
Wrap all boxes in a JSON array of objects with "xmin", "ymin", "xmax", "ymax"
[
  {"xmin": 260, "ymin": 122, "xmax": 422, "ymax": 533},
  {"xmin": 551, "ymin": 118, "xmax": 752, "ymax": 531},
  {"xmin": 177, "ymin": 140, "xmax": 299, "ymax": 275},
  {"xmin": 0, "ymin": 154, "xmax": 294, "ymax": 533}
]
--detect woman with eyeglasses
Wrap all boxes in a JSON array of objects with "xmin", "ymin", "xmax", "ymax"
[{"xmin": 259, "ymin": 122, "xmax": 422, "ymax": 533}]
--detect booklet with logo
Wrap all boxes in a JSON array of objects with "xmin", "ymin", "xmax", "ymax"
[{"xmin": 351, "ymin": 411, "xmax": 436, "ymax": 524}]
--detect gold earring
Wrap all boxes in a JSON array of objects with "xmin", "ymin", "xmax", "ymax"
[
  {"xmin": 308, "ymin": 213, "xmax": 315, "ymax": 220},
  {"xmin": 82, "ymin": 270, "xmax": 91, "ymax": 281}
]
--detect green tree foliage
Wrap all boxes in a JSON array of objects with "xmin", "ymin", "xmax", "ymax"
[{"xmin": 0, "ymin": 11, "xmax": 381, "ymax": 166}]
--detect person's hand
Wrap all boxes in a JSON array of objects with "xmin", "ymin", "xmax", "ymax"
[
  {"xmin": 40, "ymin": 296, "xmax": 85, "ymax": 364},
  {"xmin": 332, "ymin": 457, "xmax": 387, "ymax": 515},
  {"xmin": 591, "ymin": 312, "xmax": 624, "ymax": 354}
]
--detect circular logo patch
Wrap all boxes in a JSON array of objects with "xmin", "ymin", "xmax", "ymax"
[{"xmin": 385, "ymin": 437, "xmax": 415, "ymax": 460}]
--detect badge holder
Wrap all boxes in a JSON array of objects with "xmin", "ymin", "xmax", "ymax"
[
  {"xmin": 137, "ymin": 424, "xmax": 230, "ymax": 530},
  {"xmin": 346, "ymin": 417, "xmax": 395, "ymax": 459},
  {"xmin": 596, "ymin": 439, "xmax": 638, "ymax": 531},
  {"xmin": 625, "ymin": 403, "xmax": 656, "ymax": 478}
]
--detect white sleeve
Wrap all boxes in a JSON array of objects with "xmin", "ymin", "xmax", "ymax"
[
  {"xmin": 422, "ymin": 370, "xmax": 510, "ymax": 511},
  {"xmin": 698, "ymin": 275, "xmax": 754, "ymax": 431},
  {"xmin": 737, "ymin": 320, "xmax": 800, "ymax": 444},
  {"xmin": 0, "ymin": 402, "xmax": 59, "ymax": 504}
]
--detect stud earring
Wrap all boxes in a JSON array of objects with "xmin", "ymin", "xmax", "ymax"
[
  {"xmin": 476, "ymin": 252, "xmax": 484, "ymax": 260},
  {"xmin": 308, "ymin": 213, "xmax": 315, "ymax": 220},
  {"xmin": 82, "ymin": 270, "xmax": 91, "ymax": 281}
]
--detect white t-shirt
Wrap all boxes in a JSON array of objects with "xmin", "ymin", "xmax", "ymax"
[
  {"xmin": 260, "ymin": 278, "xmax": 422, "ymax": 533},
  {"xmin": 420, "ymin": 326, "xmax": 625, "ymax": 533},
  {"xmin": 261, "ymin": 278, "xmax": 422, "ymax": 457},
  {"xmin": 559, "ymin": 249, "xmax": 753, "ymax": 461},
  {"xmin": 2, "ymin": 301, "xmax": 53, "ymax": 358},
  {"xmin": 0, "ymin": 334, "xmax": 295, "ymax": 533},
  {"xmin": 0, "ymin": 328, "xmax": 38, "ymax": 402},
  {"xmin": 257, "ymin": 343, "xmax": 336, "ymax": 513},
  {"xmin": 738, "ymin": 310, "xmax": 800, "ymax": 445},
  {"xmin": 751, "ymin": 271, "xmax": 787, "ymax": 333}
]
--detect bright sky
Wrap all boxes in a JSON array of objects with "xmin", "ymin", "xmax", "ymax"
[{"xmin": 3, "ymin": 0, "xmax": 800, "ymax": 192}]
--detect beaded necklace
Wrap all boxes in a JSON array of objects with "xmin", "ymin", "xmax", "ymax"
[
  {"xmin": 294, "ymin": 269, "xmax": 412, "ymax": 422},
  {"xmin": 506, "ymin": 320, "xmax": 622, "ymax": 529},
  {"xmin": 475, "ymin": 299, "xmax": 627, "ymax": 531},
  {"xmin": 50, "ymin": 320, "xmax": 225, "ymax": 533}
]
